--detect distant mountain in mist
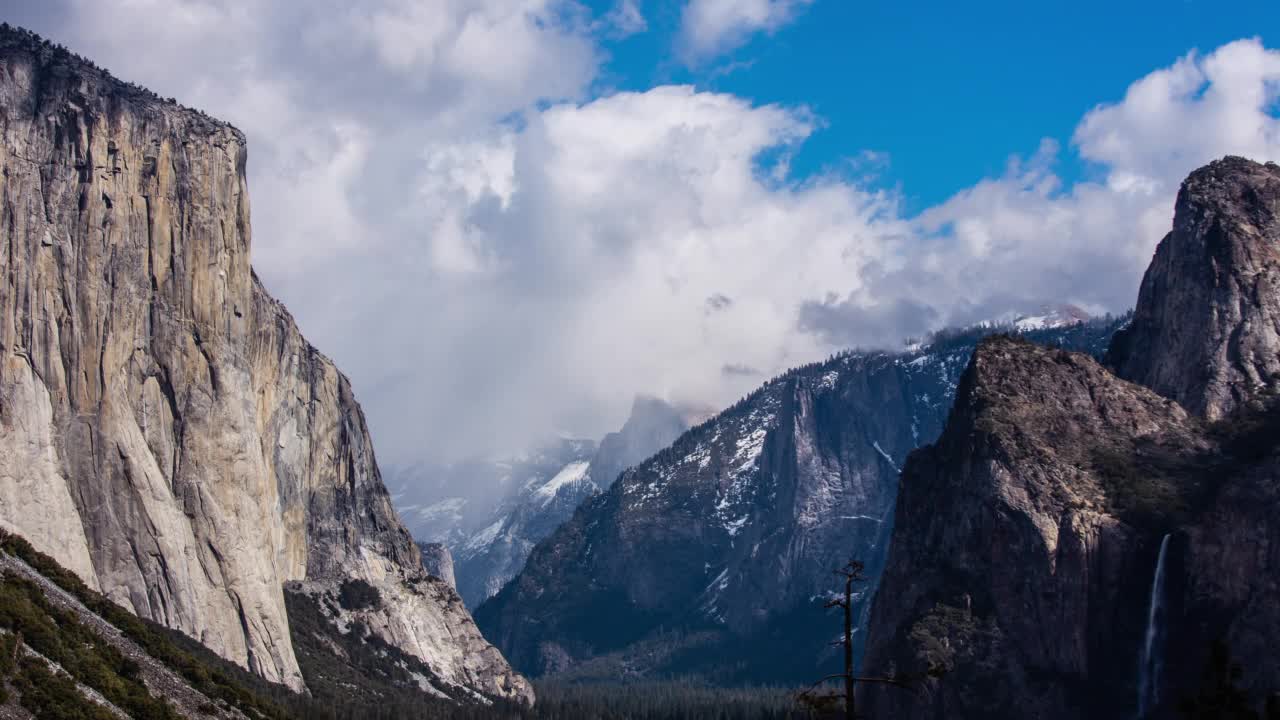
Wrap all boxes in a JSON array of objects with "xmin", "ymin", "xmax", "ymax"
[{"xmin": 389, "ymin": 396, "xmax": 693, "ymax": 607}]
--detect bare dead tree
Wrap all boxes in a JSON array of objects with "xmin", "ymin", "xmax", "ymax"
[{"xmin": 800, "ymin": 559, "xmax": 912, "ymax": 719}]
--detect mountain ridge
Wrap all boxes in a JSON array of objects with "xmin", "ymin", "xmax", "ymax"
[{"xmin": 475, "ymin": 313, "xmax": 1127, "ymax": 683}]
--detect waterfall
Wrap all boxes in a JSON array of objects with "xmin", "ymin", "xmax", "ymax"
[{"xmin": 1137, "ymin": 534, "xmax": 1172, "ymax": 718}]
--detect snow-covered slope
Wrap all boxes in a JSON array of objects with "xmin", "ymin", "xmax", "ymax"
[
  {"xmin": 454, "ymin": 449, "xmax": 599, "ymax": 606},
  {"xmin": 390, "ymin": 397, "xmax": 692, "ymax": 608},
  {"xmin": 1012, "ymin": 303, "xmax": 1092, "ymax": 331},
  {"xmin": 387, "ymin": 439, "xmax": 597, "ymax": 606},
  {"xmin": 476, "ymin": 315, "xmax": 1129, "ymax": 684},
  {"xmin": 535, "ymin": 461, "xmax": 593, "ymax": 506}
]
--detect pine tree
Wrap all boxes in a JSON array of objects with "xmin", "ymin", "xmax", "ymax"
[{"xmin": 799, "ymin": 559, "xmax": 910, "ymax": 719}]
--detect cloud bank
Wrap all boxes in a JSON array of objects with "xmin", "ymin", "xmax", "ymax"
[{"xmin": 4, "ymin": 0, "xmax": 1279, "ymax": 463}]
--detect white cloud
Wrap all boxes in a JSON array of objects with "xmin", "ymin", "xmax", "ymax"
[
  {"xmin": 678, "ymin": 0, "xmax": 813, "ymax": 62},
  {"xmin": 5, "ymin": 2, "xmax": 1280, "ymax": 465},
  {"xmin": 1074, "ymin": 38, "xmax": 1280, "ymax": 189},
  {"xmin": 602, "ymin": 0, "xmax": 647, "ymax": 38}
]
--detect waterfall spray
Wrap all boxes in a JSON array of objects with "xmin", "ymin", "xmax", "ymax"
[{"xmin": 1137, "ymin": 534, "xmax": 1172, "ymax": 718}]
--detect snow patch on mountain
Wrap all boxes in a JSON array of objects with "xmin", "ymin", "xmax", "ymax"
[
  {"xmin": 533, "ymin": 461, "xmax": 592, "ymax": 506},
  {"xmin": 465, "ymin": 519, "xmax": 506, "ymax": 554}
]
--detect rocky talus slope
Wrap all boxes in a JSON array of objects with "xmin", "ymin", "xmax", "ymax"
[
  {"xmin": 0, "ymin": 27, "xmax": 528, "ymax": 703},
  {"xmin": 476, "ymin": 317, "xmax": 1124, "ymax": 683},
  {"xmin": 863, "ymin": 157, "xmax": 1280, "ymax": 719}
]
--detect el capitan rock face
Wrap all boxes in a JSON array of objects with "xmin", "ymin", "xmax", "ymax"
[
  {"xmin": 864, "ymin": 157, "xmax": 1280, "ymax": 719},
  {"xmin": 0, "ymin": 27, "xmax": 529, "ymax": 703}
]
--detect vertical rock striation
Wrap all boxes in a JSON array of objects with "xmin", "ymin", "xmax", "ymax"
[{"xmin": 0, "ymin": 27, "xmax": 530, "ymax": 703}]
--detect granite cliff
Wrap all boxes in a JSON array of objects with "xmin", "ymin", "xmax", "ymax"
[{"xmin": 0, "ymin": 26, "xmax": 529, "ymax": 703}]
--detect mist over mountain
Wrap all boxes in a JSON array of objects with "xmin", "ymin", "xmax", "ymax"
[{"xmin": 392, "ymin": 396, "xmax": 695, "ymax": 607}]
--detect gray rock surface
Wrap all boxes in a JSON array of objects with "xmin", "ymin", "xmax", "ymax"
[
  {"xmin": 0, "ymin": 27, "xmax": 529, "ymax": 703},
  {"xmin": 419, "ymin": 542, "xmax": 457, "ymax": 590},
  {"xmin": 1109, "ymin": 157, "xmax": 1280, "ymax": 420},
  {"xmin": 584, "ymin": 394, "xmax": 692, "ymax": 491},
  {"xmin": 861, "ymin": 338, "xmax": 1200, "ymax": 718}
]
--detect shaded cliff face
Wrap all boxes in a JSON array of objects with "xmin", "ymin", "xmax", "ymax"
[
  {"xmin": 0, "ymin": 28, "xmax": 529, "ymax": 703},
  {"xmin": 1109, "ymin": 158, "xmax": 1280, "ymax": 420},
  {"xmin": 862, "ymin": 338, "xmax": 1205, "ymax": 718},
  {"xmin": 864, "ymin": 157, "xmax": 1280, "ymax": 719},
  {"xmin": 475, "ymin": 319, "xmax": 1123, "ymax": 683}
]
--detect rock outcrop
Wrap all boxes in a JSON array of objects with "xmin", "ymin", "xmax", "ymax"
[
  {"xmin": 863, "ymin": 157, "xmax": 1280, "ymax": 719},
  {"xmin": 475, "ymin": 318, "xmax": 1124, "ymax": 683},
  {"xmin": 1109, "ymin": 157, "xmax": 1280, "ymax": 420},
  {"xmin": 419, "ymin": 542, "xmax": 457, "ymax": 590},
  {"xmin": 0, "ymin": 26, "xmax": 529, "ymax": 703},
  {"xmin": 861, "ymin": 337, "xmax": 1204, "ymax": 718}
]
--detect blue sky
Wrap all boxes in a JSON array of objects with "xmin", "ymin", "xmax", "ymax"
[
  {"xmin": 588, "ymin": 0, "xmax": 1279, "ymax": 209},
  {"xmin": 9, "ymin": 0, "xmax": 1280, "ymax": 461}
]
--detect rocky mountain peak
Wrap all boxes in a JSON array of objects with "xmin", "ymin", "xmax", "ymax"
[
  {"xmin": 587, "ymin": 394, "xmax": 691, "ymax": 489},
  {"xmin": 396, "ymin": 396, "xmax": 691, "ymax": 610},
  {"xmin": 1109, "ymin": 156, "xmax": 1280, "ymax": 419},
  {"xmin": 419, "ymin": 542, "xmax": 457, "ymax": 590}
]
